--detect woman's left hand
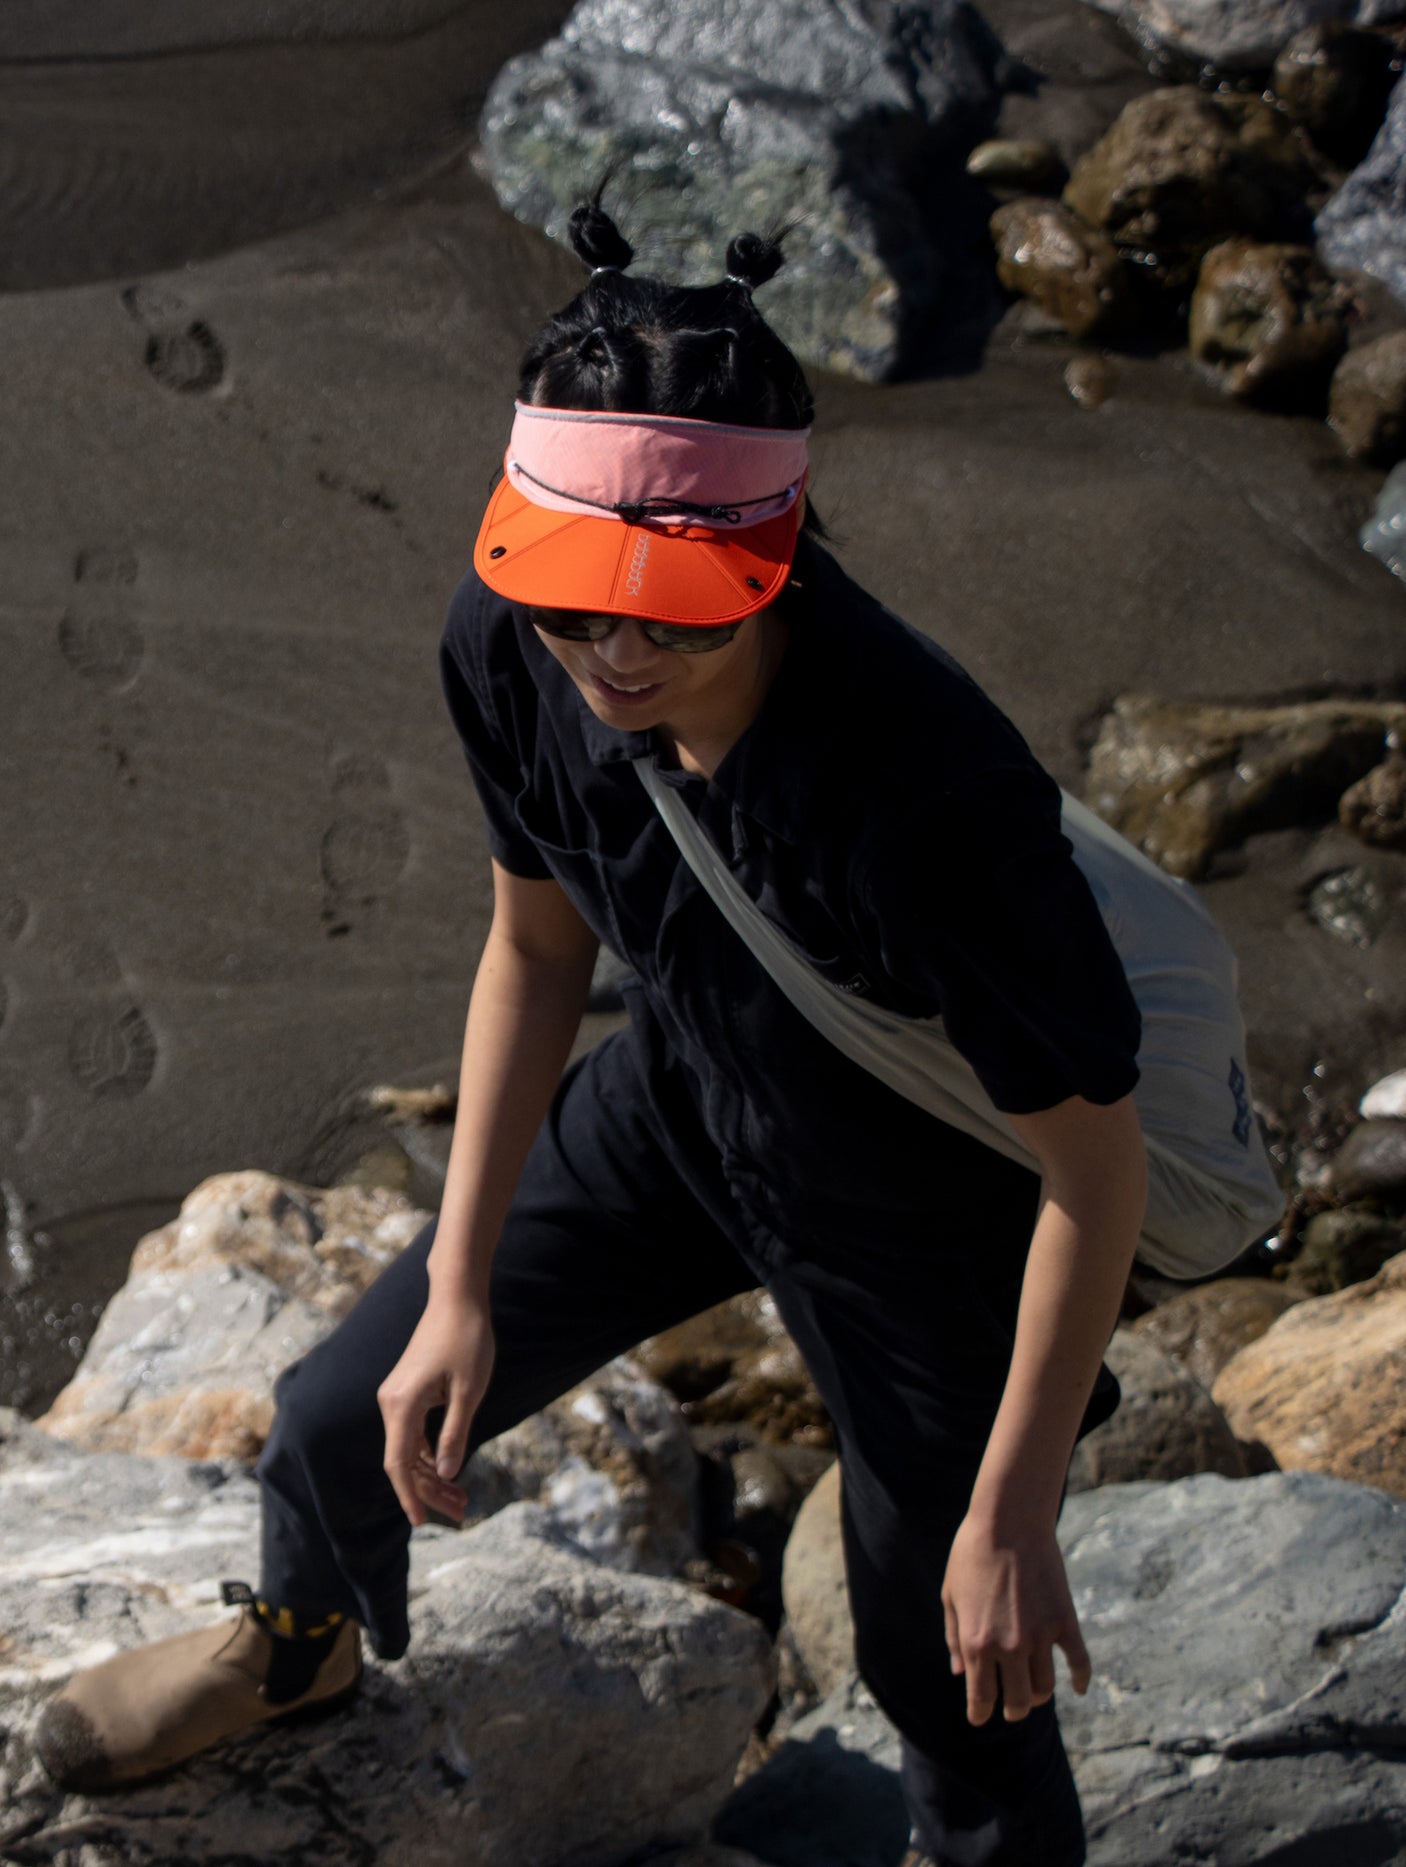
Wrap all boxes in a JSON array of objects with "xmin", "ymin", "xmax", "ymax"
[{"xmin": 941, "ymin": 1508, "xmax": 1090, "ymax": 1726}]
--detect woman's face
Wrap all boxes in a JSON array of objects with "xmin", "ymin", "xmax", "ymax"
[{"xmin": 529, "ymin": 609, "xmax": 766, "ymax": 743}]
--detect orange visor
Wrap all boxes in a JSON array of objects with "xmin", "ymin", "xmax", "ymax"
[{"xmin": 474, "ymin": 404, "xmax": 810, "ymax": 627}]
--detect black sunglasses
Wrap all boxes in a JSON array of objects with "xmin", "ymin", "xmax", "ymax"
[{"xmin": 527, "ymin": 608, "xmax": 743, "ymax": 654}]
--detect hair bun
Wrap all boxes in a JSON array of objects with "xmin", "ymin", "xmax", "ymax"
[
  {"xmin": 724, "ymin": 230, "xmax": 786, "ymax": 293},
  {"xmin": 568, "ymin": 197, "xmax": 634, "ymax": 276}
]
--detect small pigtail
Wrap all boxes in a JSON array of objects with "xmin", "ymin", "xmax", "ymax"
[
  {"xmin": 723, "ymin": 229, "xmax": 789, "ymax": 296},
  {"xmin": 568, "ymin": 189, "xmax": 634, "ymax": 277}
]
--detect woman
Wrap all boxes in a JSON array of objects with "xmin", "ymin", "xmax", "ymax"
[{"xmin": 39, "ymin": 199, "xmax": 1148, "ymax": 1867}]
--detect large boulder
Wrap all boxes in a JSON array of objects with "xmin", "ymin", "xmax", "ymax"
[
  {"xmin": 1062, "ymin": 87, "xmax": 1319, "ymax": 283},
  {"xmin": 1066, "ymin": 1327, "xmax": 1249, "ymax": 1492},
  {"xmin": 1079, "ymin": 0, "xmax": 1406, "ymax": 73},
  {"xmin": 1082, "ymin": 694, "xmax": 1406, "ymax": 878},
  {"xmin": 1212, "ymin": 1250, "xmax": 1406, "ymax": 1493},
  {"xmin": 1061, "ymin": 1472, "xmax": 1406, "ymax": 1862},
  {"xmin": 0, "ymin": 1412, "xmax": 773, "ymax": 1867},
  {"xmin": 1318, "ymin": 70, "xmax": 1406, "ymax": 304},
  {"xmin": 721, "ymin": 1472, "xmax": 1406, "ymax": 1865},
  {"xmin": 36, "ymin": 1171, "xmax": 428, "ymax": 1461},
  {"xmin": 476, "ymin": 0, "xmax": 1008, "ymax": 381}
]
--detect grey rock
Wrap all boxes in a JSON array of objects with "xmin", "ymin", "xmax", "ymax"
[
  {"xmin": 1066, "ymin": 1327, "xmax": 1248, "ymax": 1493},
  {"xmin": 0, "ymin": 1413, "xmax": 773, "ymax": 1867},
  {"xmin": 724, "ymin": 1472, "xmax": 1406, "ymax": 1866},
  {"xmin": 1061, "ymin": 1473, "xmax": 1406, "ymax": 1862},
  {"xmin": 716, "ymin": 1674, "xmax": 909, "ymax": 1867},
  {"xmin": 1332, "ymin": 1117, "xmax": 1406, "ymax": 1201},
  {"xmin": 1080, "ymin": 0, "xmax": 1406, "ymax": 73},
  {"xmin": 462, "ymin": 1353, "xmax": 702, "ymax": 1576},
  {"xmin": 1318, "ymin": 71, "xmax": 1406, "ymax": 305},
  {"xmin": 779, "ymin": 1461, "xmax": 852, "ymax": 1698},
  {"xmin": 477, "ymin": 0, "xmax": 1008, "ymax": 381},
  {"xmin": 1083, "ymin": 694, "xmax": 1406, "ymax": 878},
  {"xmin": 1330, "ymin": 329, "xmax": 1406, "ymax": 462},
  {"xmin": 1189, "ymin": 237, "xmax": 1348, "ymax": 405}
]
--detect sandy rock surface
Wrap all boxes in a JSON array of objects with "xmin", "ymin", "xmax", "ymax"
[
  {"xmin": 0, "ymin": 1412, "xmax": 772, "ymax": 1867},
  {"xmin": 1066, "ymin": 1326, "xmax": 1248, "ymax": 1491},
  {"xmin": 1213, "ymin": 1249, "xmax": 1406, "ymax": 1493},
  {"xmin": 1129, "ymin": 1274, "xmax": 1300, "ymax": 1386},
  {"xmin": 36, "ymin": 1171, "xmax": 427, "ymax": 1460},
  {"xmin": 636, "ymin": 1292, "xmax": 832, "ymax": 1449}
]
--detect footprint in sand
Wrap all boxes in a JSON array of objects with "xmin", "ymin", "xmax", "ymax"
[
  {"xmin": 320, "ymin": 754, "xmax": 410, "ymax": 909},
  {"xmin": 67, "ymin": 1000, "xmax": 159, "ymax": 1101},
  {"xmin": 60, "ymin": 547, "xmax": 144, "ymax": 694},
  {"xmin": 121, "ymin": 284, "xmax": 227, "ymax": 396},
  {"xmin": 0, "ymin": 1072, "xmax": 35, "ymax": 1151},
  {"xmin": 0, "ymin": 896, "xmax": 26, "ymax": 944}
]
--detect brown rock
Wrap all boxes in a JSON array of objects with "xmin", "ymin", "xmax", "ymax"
[
  {"xmin": 636, "ymin": 1291, "xmax": 832, "ymax": 1449},
  {"xmin": 1066, "ymin": 1328, "xmax": 1248, "ymax": 1494},
  {"xmin": 1213, "ymin": 1251, "xmax": 1406, "ymax": 1496},
  {"xmin": 1272, "ymin": 24, "xmax": 1397, "ymax": 166},
  {"xmin": 1189, "ymin": 239, "xmax": 1348, "ymax": 406},
  {"xmin": 1330, "ymin": 333, "xmax": 1406, "ymax": 465},
  {"xmin": 780, "ymin": 1461, "xmax": 852, "ymax": 1697},
  {"xmin": 967, "ymin": 137, "xmax": 1066, "ymax": 192},
  {"xmin": 36, "ymin": 1170, "xmax": 428, "ymax": 1459},
  {"xmin": 1063, "ymin": 87, "xmax": 1318, "ymax": 284},
  {"xmin": 1064, "ymin": 354, "xmax": 1120, "ymax": 408},
  {"xmin": 1284, "ymin": 1206, "xmax": 1406, "ymax": 1297},
  {"xmin": 1083, "ymin": 694, "xmax": 1406, "ymax": 878},
  {"xmin": 990, "ymin": 198, "xmax": 1131, "ymax": 339},
  {"xmin": 1340, "ymin": 748, "xmax": 1406, "ymax": 847},
  {"xmin": 1130, "ymin": 1277, "xmax": 1301, "ymax": 1389}
]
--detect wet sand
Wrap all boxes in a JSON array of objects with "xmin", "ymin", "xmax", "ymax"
[{"xmin": 4, "ymin": 7, "xmax": 1406, "ymax": 1411}]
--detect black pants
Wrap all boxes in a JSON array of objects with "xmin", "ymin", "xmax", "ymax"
[{"xmin": 256, "ymin": 1034, "xmax": 1104, "ymax": 1867}]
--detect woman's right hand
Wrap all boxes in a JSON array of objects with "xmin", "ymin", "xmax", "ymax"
[{"xmin": 377, "ymin": 1291, "xmax": 496, "ymax": 1528}]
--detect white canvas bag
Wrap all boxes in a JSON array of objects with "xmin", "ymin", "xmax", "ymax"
[{"xmin": 634, "ymin": 758, "xmax": 1283, "ymax": 1280}]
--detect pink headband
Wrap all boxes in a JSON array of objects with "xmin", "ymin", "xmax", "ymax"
[{"xmin": 504, "ymin": 402, "xmax": 810, "ymax": 531}]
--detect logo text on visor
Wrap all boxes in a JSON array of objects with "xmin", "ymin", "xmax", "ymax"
[{"xmin": 625, "ymin": 536, "xmax": 651, "ymax": 597}]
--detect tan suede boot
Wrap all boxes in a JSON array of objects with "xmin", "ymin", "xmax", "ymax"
[{"xmin": 35, "ymin": 1589, "xmax": 362, "ymax": 1791}]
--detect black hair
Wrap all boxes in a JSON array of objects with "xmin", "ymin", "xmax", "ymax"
[{"xmin": 518, "ymin": 191, "xmax": 815, "ymax": 438}]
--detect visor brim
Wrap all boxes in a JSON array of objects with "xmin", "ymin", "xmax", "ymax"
[{"xmin": 473, "ymin": 476, "xmax": 800, "ymax": 626}]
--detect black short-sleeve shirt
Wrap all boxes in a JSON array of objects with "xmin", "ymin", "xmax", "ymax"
[{"xmin": 440, "ymin": 537, "xmax": 1140, "ymax": 1251}]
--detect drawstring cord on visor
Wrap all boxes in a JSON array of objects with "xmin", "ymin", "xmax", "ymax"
[{"xmin": 508, "ymin": 461, "xmax": 801, "ymax": 528}]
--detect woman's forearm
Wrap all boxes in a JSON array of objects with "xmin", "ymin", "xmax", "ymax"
[
  {"xmin": 969, "ymin": 1096, "xmax": 1148, "ymax": 1533},
  {"xmin": 426, "ymin": 876, "xmax": 598, "ymax": 1306}
]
